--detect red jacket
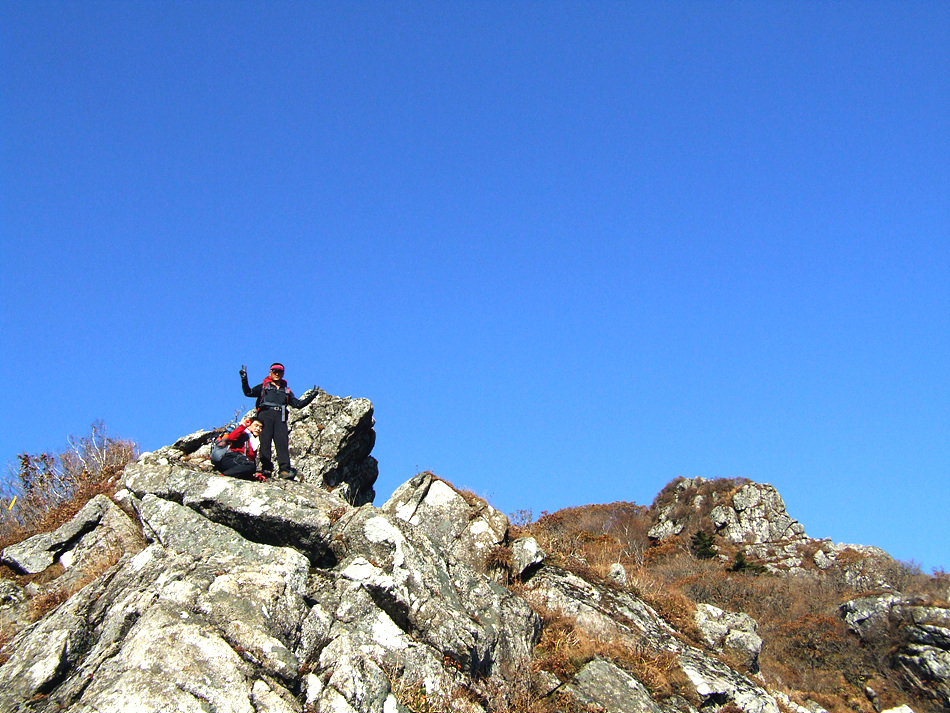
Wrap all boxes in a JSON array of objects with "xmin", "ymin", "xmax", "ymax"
[{"xmin": 225, "ymin": 423, "xmax": 257, "ymax": 459}]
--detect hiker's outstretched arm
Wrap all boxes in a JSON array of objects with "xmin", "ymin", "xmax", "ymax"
[
  {"xmin": 226, "ymin": 422, "xmax": 249, "ymax": 442},
  {"xmin": 242, "ymin": 374, "xmax": 260, "ymax": 398},
  {"xmin": 289, "ymin": 387, "xmax": 318, "ymax": 409}
]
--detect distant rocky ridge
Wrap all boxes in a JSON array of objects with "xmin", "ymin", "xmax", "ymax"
[
  {"xmin": 0, "ymin": 394, "xmax": 947, "ymax": 712},
  {"xmin": 648, "ymin": 477, "xmax": 898, "ymax": 587}
]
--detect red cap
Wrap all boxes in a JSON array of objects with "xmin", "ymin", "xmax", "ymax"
[{"xmin": 269, "ymin": 363, "xmax": 285, "ymax": 373}]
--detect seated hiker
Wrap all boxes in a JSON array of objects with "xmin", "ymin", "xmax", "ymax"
[
  {"xmin": 214, "ymin": 417, "xmax": 264, "ymax": 480},
  {"xmin": 240, "ymin": 362, "xmax": 317, "ymax": 479}
]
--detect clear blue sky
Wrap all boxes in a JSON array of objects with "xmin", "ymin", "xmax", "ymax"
[{"xmin": 2, "ymin": 2, "xmax": 947, "ymax": 572}]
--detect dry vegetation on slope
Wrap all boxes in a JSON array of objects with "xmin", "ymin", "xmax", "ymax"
[
  {"xmin": 0, "ymin": 422, "xmax": 138, "ymax": 649},
  {"xmin": 0, "ymin": 421, "xmax": 137, "ymax": 551},
  {"xmin": 1, "ymin": 424, "xmax": 947, "ymax": 713},
  {"xmin": 513, "ymin": 482, "xmax": 949, "ymax": 713}
]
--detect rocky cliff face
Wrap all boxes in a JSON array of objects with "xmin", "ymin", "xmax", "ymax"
[{"xmin": 0, "ymin": 396, "xmax": 946, "ymax": 713}]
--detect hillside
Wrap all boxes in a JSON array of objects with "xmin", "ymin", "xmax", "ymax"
[{"xmin": 0, "ymin": 390, "xmax": 947, "ymax": 713}]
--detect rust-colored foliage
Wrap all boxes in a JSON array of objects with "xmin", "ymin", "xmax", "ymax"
[
  {"xmin": 517, "ymin": 486, "xmax": 946, "ymax": 713},
  {"xmin": 0, "ymin": 422, "xmax": 137, "ymax": 560}
]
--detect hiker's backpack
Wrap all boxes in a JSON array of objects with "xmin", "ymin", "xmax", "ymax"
[{"xmin": 209, "ymin": 431, "xmax": 231, "ymax": 467}]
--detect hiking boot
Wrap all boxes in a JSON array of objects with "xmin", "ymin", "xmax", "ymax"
[{"xmin": 278, "ymin": 467, "xmax": 296, "ymax": 480}]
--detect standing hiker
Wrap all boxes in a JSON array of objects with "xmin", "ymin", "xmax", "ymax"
[
  {"xmin": 214, "ymin": 417, "xmax": 264, "ymax": 480},
  {"xmin": 240, "ymin": 362, "xmax": 317, "ymax": 479}
]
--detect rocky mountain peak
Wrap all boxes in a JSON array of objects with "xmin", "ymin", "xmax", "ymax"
[
  {"xmin": 0, "ymin": 392, "xmax": 946, "ymax": 713},
  {"xmin": 648, "ymin": 476, "xmax": 807, "ymax": 545}
]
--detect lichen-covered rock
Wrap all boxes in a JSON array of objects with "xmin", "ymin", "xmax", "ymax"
[
  {"xmin": 1, "ymin": 494, "xmax": 141, "ymax": 575},
  {"xmin": 839, "ymin": 594, "xmax": 904, "ymax": 638},
  {"xmin": 678, "ymin": 647, "xmax": 778, "ymax": 713},
  {"xmin": 382, "ymin": 471, "xmax": 508, "ymax": 572},
  {"xmin": 511, "ymin": 536, "xmax": 545, "ymax": 579},
  {"xmin": 566, "ymin": 658, "xmax": 662, "ymax": 713},
  {"xmin": 607, "ymin": 563, "xmax": 627, "ymax": 586},
  {"xmin": 288, "ymin": 389, "xmax": 378, "ymax": 506},
  {"xmin": 709, "ymin": 483, "xmax": 806, "ymax": 545},
  {"xmin": 693, "ymin": 603, "xmax": 763, "ymax": 673},
  {"xmin": 648, "ymin": 478, "xmax": 806, "ymax": 549},
  {"xmin": 839, "ymin": 595, "xmax": 950, "ymax": 706},
  {"xmin": 329, "ymin": 506, "xmax": 539, "ymax": 677},
  {"xmin": 124, "ymin": 464, "xmax": 349, "ymax": 565}
]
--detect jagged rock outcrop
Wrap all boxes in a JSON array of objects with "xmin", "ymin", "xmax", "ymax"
[
  {"xmin": 382, "ymin": 471, "xmax": 508, "ymax": 572},
  {"xmin": 647, "ymin": 477, "xmax": 902, "ymax": 586},
  {"xmin": 149, "ymin": 389, "xmax": 377, "ymax": 505},
  {"xmin": 288, "ymin": 391, "xmax": 378, "ymax": 506},
  {"xmin": 840, "ymin": 595, "xmax": 950, "ymax": 706},
  {"xmin": 1, "ymin": 395, "xmax": 941, "ymax": 713},
  {"xmin": 0, "ymin": 392, "xmax": 546, "ymax": 713},
  {"xmin": 648, "ymin": 478, "xmax": 806, "ymax": 546},
  {"xmin": 709, "ymin": 483, "xmax": 806, "ymax": 544}
]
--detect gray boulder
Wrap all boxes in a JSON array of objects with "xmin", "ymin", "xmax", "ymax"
[
  {"xmin": 839, "ymin": 594, "xmax": 904, "ymax": 638},
  {"xmin": 288, "ymin": 389, "xmax": 377, "ymax": 505},
  {"xmin": 1, "ymin": 494, "xmax": 141, "ymax": 575},
  {"xmin": 511, "ymin": 536, "xmax": 546, "ymax": 579},
  {"xmin": 382, "ymin": 471, "xmax": 508, "ymax": 572},
  {"xmin": 124, "ymin": 463, "xmax": 349, "ymax": 565},
  {"xmin": 693, "ymin": 603, "xmax": 763, "ymax": 673},
  {"xmin": 172, "ymin": 428, "xmax": 218, "ymax": 454},
  {"xmin": 607, "ymin": 562, "xmax": 628, "ymax": 586},
  {"xmin": 566, "ymin": 658, "xmax": 662, "ymax": 713}
]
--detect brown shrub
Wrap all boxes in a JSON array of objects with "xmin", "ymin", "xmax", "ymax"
[
  {"xmin": 523, "ymin": 502, "xmax": 651, "ymax": 572},
  {"xmin": 487, "ymin": 544, "xmax": 514, "ymax": 584},
  {"xmin": 1, "ymin": 421, "xmax": 137, "ymax": 550},
  {"xmin": 532, "ymin": 608, "xmax": 601, "ymax": 682}
]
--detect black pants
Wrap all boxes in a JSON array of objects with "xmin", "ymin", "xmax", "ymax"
[
  {"xmin": 216, "ymin": 451, "xmax": 257, "ymax": 480},
  {"xmin": 258, "ymin": 408, "xmax": 290, "ymax": 473}
]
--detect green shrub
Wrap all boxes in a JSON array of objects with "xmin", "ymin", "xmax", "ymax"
[{"xmin": 691, "ymin": 530, "xmax": 718, "ymax": 559}]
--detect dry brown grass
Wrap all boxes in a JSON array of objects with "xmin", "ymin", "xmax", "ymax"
[
  {"xmin": 531, "ymin": 607, "xmax": 601, "ymax": 682},
  {"xmin": 527, "ymin": 603, "xmax": 700, "ymax": 706},
  {"xmin": 515, "ymin": 496, "xmax": 948, "ymax": 713},
  {"xmin": 0, "ymin": 421, "xmax": 137, "ymax": 552},
  {"xmin": 27, "ymin": 545, "xmax": 125, "ymax": 622},
  {"xmin": 521, "ymin": 501, "xmax": 652, "ymax": 574}
]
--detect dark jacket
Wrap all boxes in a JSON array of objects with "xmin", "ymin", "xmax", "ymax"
[{"xmin": 242, "ymin": 374, "xmax": 315, "ymax": 412}]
